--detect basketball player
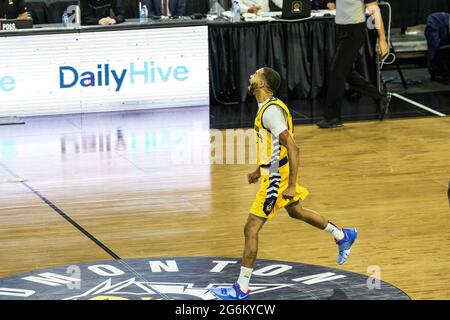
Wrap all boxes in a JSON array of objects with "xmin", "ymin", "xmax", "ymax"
[{"xmin": 210, "ymin": 68, "xmax": 357, "ymax": 300}]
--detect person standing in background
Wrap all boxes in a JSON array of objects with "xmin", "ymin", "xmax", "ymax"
[{"xmin": 317, "ymin": 0, "xmax": 389, "ymax": 128}]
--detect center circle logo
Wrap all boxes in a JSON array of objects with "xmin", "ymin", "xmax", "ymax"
[{"xmin": 0, "ymin": 257, "xmax": 409, "ymax": 300}]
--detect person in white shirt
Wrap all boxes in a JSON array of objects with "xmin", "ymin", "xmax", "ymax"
[{"xmin": 239, "ymin": 0, "xmax": 283, "ymax": 14}]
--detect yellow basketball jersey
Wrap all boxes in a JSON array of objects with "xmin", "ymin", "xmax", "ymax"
[
  {"xmin": 251, "ymin": 97, "xmax": 308, "ymax": 219},
  {"xmin": 254, "ymin": 97, "xmax": 293, "ymax": 166}
]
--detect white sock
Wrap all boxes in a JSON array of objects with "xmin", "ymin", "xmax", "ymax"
[
  {"xmin": 324, "ymin": 221, "xmax": 345, "ymax": 242},
  {"xmin": 237, "ymin": 266, "xmax": 253, "ymax": 292}
]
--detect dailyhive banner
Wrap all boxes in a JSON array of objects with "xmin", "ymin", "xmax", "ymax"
[{"xmin": 0, "ymin": 26, "xmax": 209, "ymax": 117}]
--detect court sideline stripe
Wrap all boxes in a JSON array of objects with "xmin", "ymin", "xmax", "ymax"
[
  {"xmin": 26, "ymin": 182, "xmax": 123, "ymax": 260},
  {"xmin": 0, "ymin": 162, "xmax": 176, "ymax": 300},
  {"xmin": 0, "ymin": 161, "xmax": 173, "ymax": 300},
  {"xmin": 0, "ymin": 162, "xmax": 121, "ymax": 260}
]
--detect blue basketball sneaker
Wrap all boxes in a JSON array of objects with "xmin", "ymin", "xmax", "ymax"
[
  {"xmin": 210, "ymin": 282, "xmax": 250, "ymax": 300},
  {"xmin": 336, "ymin": 228, "xmax": 357, "ymax": 265}
]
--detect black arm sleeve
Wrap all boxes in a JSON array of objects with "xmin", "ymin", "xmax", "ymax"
[
  {"xmin": 80, "ymin": 0, "xmax": 101, "ymax": 25},
  {"xmin": 112, "ymin": 0, "xmax": 126, "ymax": 23},
  {"xmin": 16, "ymin": 0, "xmax": 26, "ymax": 14}
]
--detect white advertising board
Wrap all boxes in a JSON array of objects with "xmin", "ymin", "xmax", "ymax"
[{"xmin": 0, "ymin": 26, "xmax": 209, "ymax": 117}]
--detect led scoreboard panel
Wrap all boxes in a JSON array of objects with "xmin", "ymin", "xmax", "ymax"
[{"xmin": 0, "ymin": 25, "xmax": 209, "ymax": 117}]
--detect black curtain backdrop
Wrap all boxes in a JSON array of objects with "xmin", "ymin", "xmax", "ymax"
[{"xmin": 209, "ymin": 18, "xmax": 377, "ymax": 104}]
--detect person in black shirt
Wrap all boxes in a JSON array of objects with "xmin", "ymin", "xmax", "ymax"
[
  {"xmin": 0, "ymin": 0, "xmax": 28, "ymax": 20},
  {"xmin": 80, "ymin": 0, "xmax": 126, "ymax": 25}
]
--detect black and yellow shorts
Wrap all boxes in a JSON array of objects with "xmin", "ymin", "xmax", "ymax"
[{"xmin": 250, "ymin": 164, "xmax": 309, "ymax": 219}]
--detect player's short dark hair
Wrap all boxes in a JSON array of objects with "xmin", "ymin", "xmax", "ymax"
[{"xmin": 262, "ymin": 67, "xmax": 281, "ymax": 93}]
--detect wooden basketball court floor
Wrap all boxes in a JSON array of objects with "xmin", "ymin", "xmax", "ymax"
[{"xmin": 0, "ymin": 108, "xmax": 449, "ymax": 300}]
